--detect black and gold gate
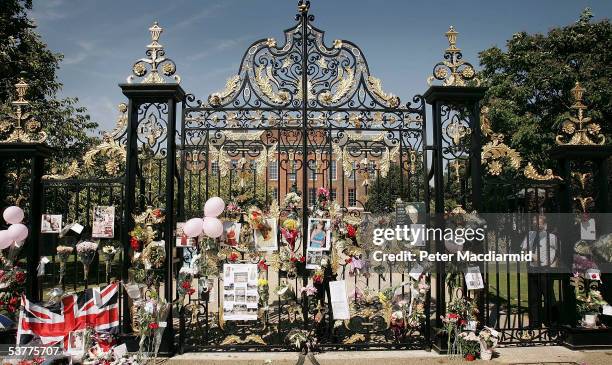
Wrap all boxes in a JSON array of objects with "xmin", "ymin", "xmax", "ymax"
[{"xmin": 177, "ymin": 1, "xmax": 428, "ymax": 351}]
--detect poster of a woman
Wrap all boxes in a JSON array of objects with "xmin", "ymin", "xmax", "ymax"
[{"xmin": 307, "ymin": 218, "xmax": 331, "ymax": 251}]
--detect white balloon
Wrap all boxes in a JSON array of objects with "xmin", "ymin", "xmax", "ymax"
[
  {"xmin": 183, "ymin": 218, "xmax": 204, "ymax": 238},
  {"xmin": 204, "ymin": 197, "xmax": 225, "ymax": 218},
  {"xmin": 7, "ymin": 223, "xmax": 28, "ymax": 242},
  {"xmin": 0, "ymin": 230, "xmax": 12, "ymax": 249},
  {"xmin": 3, "ymin": 206, "xmax": 24, "ymax": 224},
  {"xmin": 203, "ymin": 217, "xmax": 224, "ymax": 238}
]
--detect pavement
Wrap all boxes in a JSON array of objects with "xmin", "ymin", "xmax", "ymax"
[{"xmin": 166, "ymin": 346, "xmax": 612, "ymax": 365}]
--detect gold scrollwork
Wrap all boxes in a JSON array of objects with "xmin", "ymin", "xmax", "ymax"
[
  {"xmin": 220, "ymin": 334, "xmax": 267, "ymax": 346},
  {"xmin": 0, "ymin": 78, "xmax": 47, "ymax": 144},
  {"xmin": 342, "ymin": 334, "xmax": 366, "ymax": 345},
  {"xmin": 126, "ymin": 22, "xmax": 180, "ymax": 84},
  {"xmin": 367, "ymin": 76, "xmax": 400, "ymax": 108},
  {"xmin": 523, "ymin": 162, "xmax": 562, "ymax": 181},
  {"xmin": 209, "ymin": 75, "xmax": 241, "ymax": 106},
  {"xmin": 556, "ymin": 81, "xmax": 605, "ymax": 146},
  {"xmin": 320, "ymin": 66, "xmax": 355, "ymax": 105},
  {"xmin": 427, "ymin": 26, "xmax": 480, "ymax": 87},
  {"xmin": 254, "ymin": 65, "xmax": 290, "ymax": 105},
  {"xmin": 481, "ymin": 139, "xmax": 522, "ymax": 176}
]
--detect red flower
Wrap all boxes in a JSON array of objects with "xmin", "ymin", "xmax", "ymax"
[
  {"xmin": 229, "ymin": 252, "xmax": 239, "ymax": 262},
  {"xmin": 8, "ymin": 305, "xmax": 15, "ymax": 313},
  {"xmin": 299, "ymin": 256, "xmax": 305, "ymax": 263},
  {"xmin": 258, "ymin": 260, "xmax": 268, "ymax": 271},
  {"xmin": 345, "ymin": 257, "xmax": 353, "ymax": 264},
  {"xmin": 15, "ymin": 271, "xmax": 26, "ymax": 284},
  {"xmin": 448, "ymin": 313, "xmax": 459, "ymax": 319},
  {"xmin": 148, "ymin": 322, "xmax": 159, "ymax": 329},
  {"xmin": 130, "ymin": 237, "xmax": 140, "ymax": 251},
  {"xmin": 465, "ymin": 354, "xmax": 475, "ymax": 361},
  {"xmin": 181, "ymin": 281, "xmax": 191, "ymax": 289},
  {"xmin": 313, "ymin": 274, "xmax": 323, "ymax": 284},
  {"xmin": 591, "ymin": 273, "xmax": 598, "ymax": 279},
  {"xmin": 290, "ymin": 256, "xmax": 297, "ymax": 263},
  {"xmin": 347, "ymin": 224, "xmax": 356, "ymax": 238},
  {"xmin": 460, "ymin": 319, "xmax": 467, "ymax": 326},
  {"xmin": 187, "ymin": 288, "xmax": 195, "ymax": 296},
  {"xmin": 9, "ymin": 296, "xmax": 18, "ymax": 306}
]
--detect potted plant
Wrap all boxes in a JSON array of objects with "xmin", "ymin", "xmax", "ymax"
[
  {"xmin": 457, "ymin": 331, "xmax": 480, "ymax": 361},
  {"xmin": 478, "ymin": 327, "xmax": 499, "ymax": 360}
]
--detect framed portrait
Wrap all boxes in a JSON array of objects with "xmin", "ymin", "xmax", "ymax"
[
  {"xmin": 254, "ymin": 218, "xmax": 278, "ymax": 251},
  {"xmin": 305, "ymin": 250, "xmax": 324, "ymax": 269},
  {"xmin": 92, "ymin": 206, "xmax": 115, "ymax": 238},
  {"xmin": 307, "ymin": 218, "xmax": 331, "ymax": 251},
  {"xmin": 175, "ymin": 222, "xmax": 196, "ymax": 247},
  {"xmin": 222, "ymin": 222, "xmax": 242, "ymax": 247},
  {"xmin": 67, "ymin": 329, "xmax": 86, "ymax": 354},
  {"xmin": 41, "ymin": 214, "xmax": 62, "ymax": 234}
]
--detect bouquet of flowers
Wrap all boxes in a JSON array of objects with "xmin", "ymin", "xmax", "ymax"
[
  {"xmin": 101, "ymin": 245, "xmax": 118, "ymax": 282},
  {"xmin": 442, "ymin": 295, "xmax": 479, "ymax": 358},
  {"xmin": 143, "ymin": 241, "xmax": 165, "ymax": 269},
  {"xmin": 176, "ymin": 270, "xmax": 195, "ymax": 307},
  {"xmin": 283, "ymin": 192, "xmax": 302, "ymax": 210},
  {"xmin": 134, "ymin": 290, "xmax": 169, "ymax": 358},
  {"xmin": 76, "ymin": 241, "xmax": 99, "ymax": 280},
  {"xmin": 0, "ymin": 258, "xmax": 26, "ymax": 321},
  {"xmin": 247, "ymin": 206, "xmax": 271, "ymax": 240},
  {"xmin": 56, "ymin": 245, "xmax": 74, "ymax": 285},
  {"xmin": 281, "ymin": 218, "xmax": 299, "ymax": 250},
  {"xmin": 571, "ymin": 273, "xmax": 608, "ymax": 327},
  {"xmin": 478, "ymin": 327, "xmax": 499, "ymax": 360}
]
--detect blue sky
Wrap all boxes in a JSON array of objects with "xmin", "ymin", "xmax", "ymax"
[{"xmin": 29, "ymin": 0, "xmax": 611, "ymax": 131}]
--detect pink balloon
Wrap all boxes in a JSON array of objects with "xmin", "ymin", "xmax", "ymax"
[
  {"xmin": 203, "ymin": 217, "xmax": 224, "ymax": 238},
  {"xmin": 3, "ymin": 206, "xmax": 24, "ymax": 224},
  {"xmin": 204, "ymin": 197, "xmax": 225, "ymax": 218},
  {"xmin": 7, "ymin": 223, "xmax": 28, "ymax": 242},
  {"xmin": 0, "ymin": 230, "xmax": 12, "ymax": 249},
  {"xmin": 183, "ymin": 218, "xmax": 204, "ymax": 238}
]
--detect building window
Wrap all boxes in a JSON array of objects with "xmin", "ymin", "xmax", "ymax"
[
  {"xmin": 348, "ymin": 188, "xmax": 356, "ymax": 207},
  {"xmin": 331, "ymin": 160, "xmax": 337, "ymax": 180},
  {"xmin": 368, "ymin": 162, "xmax": 376, "ymax": 174},
  {"xmin": 288, "ymin": 165, "xmax": 297, "ymax": 181},
  {"xmin": 211, "ymin": 161, "xmax": 219, "ymax": 175},
  {"xmin": 269, "ymin": 161, "xmax": 278, "ymax": 180},
  {"xmin": 308, "ymin": 161, "xmax": 317, "ymax": 180},
  {"xmin": 330, "ymin": 188, "xmax": 337, "ymax": 201},
  {"xmin": 348, "ymin": 161, "xmax": 356, "ymax": 179},
  {"xmin": 309, "ymin": 188, "xmax": 317, "ymax": 205},
  {"xmin": 270, "ymin": 188, "xmax": 278, "ymax": 201}
]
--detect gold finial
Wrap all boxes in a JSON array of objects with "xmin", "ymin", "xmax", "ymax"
[
  {"xmin": 556, "ymin": 81, "xmax": 604, "ymax": 146},
  {"xmin": 428, "ymin": 26, "xmax": 479, "ymax": 87},
  {"xmin": 0, "ymin": 77, "xmax": 47, "ymax": 144},
  {"xmin": 445, "ymin": 26, "xmax": 459, "ymax": 52},
  {"xmin": 298, "ymin": 0, "xmax": 310, "ymax": 14},
  {"xmin": 127, "ymin": 21, "xmax": 180, "ymax": 84}
]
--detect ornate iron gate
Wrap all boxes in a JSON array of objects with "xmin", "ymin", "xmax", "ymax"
[{"xmin": 177, "ymin": 1, "xmax": 428, "ymax": 351}]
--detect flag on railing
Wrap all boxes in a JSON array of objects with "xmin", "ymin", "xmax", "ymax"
[{"xmin": 16, "ymin": 283, "xmax": 119, "ymax": 348}]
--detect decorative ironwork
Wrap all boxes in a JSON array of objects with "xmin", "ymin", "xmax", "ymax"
[
  {"xmin": 127, "ymin": 22, "xmax": 180, "ymax": 84},
  {"xmin": 43, "ymin": 103, "xmax": 128, "ymax": 179},
  {"xmin": 523, "ymin": 162, "xmax": 562, "ymax": 181},
  {"xmin": 480, "ymin": 108, "xmax": 522, "ymax": 176},
  {"xmin": 427, "ymin": 26, "xmax": 479, "ymax": 87},
  {"xmin": 556, "ymin": 81, "xmax": 604, "ymax": 146},
  {"xmin": 0, "ymin": 77, "xmax": 47, "ymax": 143}
]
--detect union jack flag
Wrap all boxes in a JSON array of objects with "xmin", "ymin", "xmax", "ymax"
[{"xmin": 17, "ymin": 283, "xmax": 120, "ymax": 348}]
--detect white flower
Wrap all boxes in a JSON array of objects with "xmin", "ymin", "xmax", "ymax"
[{"xmin": 144, "ymin": 301, "xmax": 156, "ymax": 314}]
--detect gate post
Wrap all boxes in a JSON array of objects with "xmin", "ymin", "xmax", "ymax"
[
  {"xmin": 120, "ymin": 21, "xmax": 184, "ymax": 355},
  {"xmin": 0, "ymin": 77, "xmax": 51, "ymax": 302},
  {"xmin": 423, "ymin": 26, "xmax": 486, "ymax": 352},
  {"xmin": 549, "ymin": 82, "xmax": 612, "ymax": 344}
]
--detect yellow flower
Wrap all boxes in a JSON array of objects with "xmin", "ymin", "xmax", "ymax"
[
  {"xmin": 283, "ymin": 219, "xmax": 298, "ymax": 230},
  {"xmin": 258, "ymin": 278, "xmax": 268, "ymax": 286}
]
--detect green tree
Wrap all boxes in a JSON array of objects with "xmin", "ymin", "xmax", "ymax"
[
  {"xmin": 478, "ymin": 8, "xmax": 611, "ymax": 169},
  {"xmin": 0, "ymin": 0, "xmax": 98, "ymax": 163}
]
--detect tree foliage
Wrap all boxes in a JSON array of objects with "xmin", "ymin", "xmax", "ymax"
[
  {"xmin": 478, "ymin": 8, "xmax": 611, "ymax": 168},
  {"xmin": 0, "ymin": 0, "xmax": 98, "ymax": 163}
]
